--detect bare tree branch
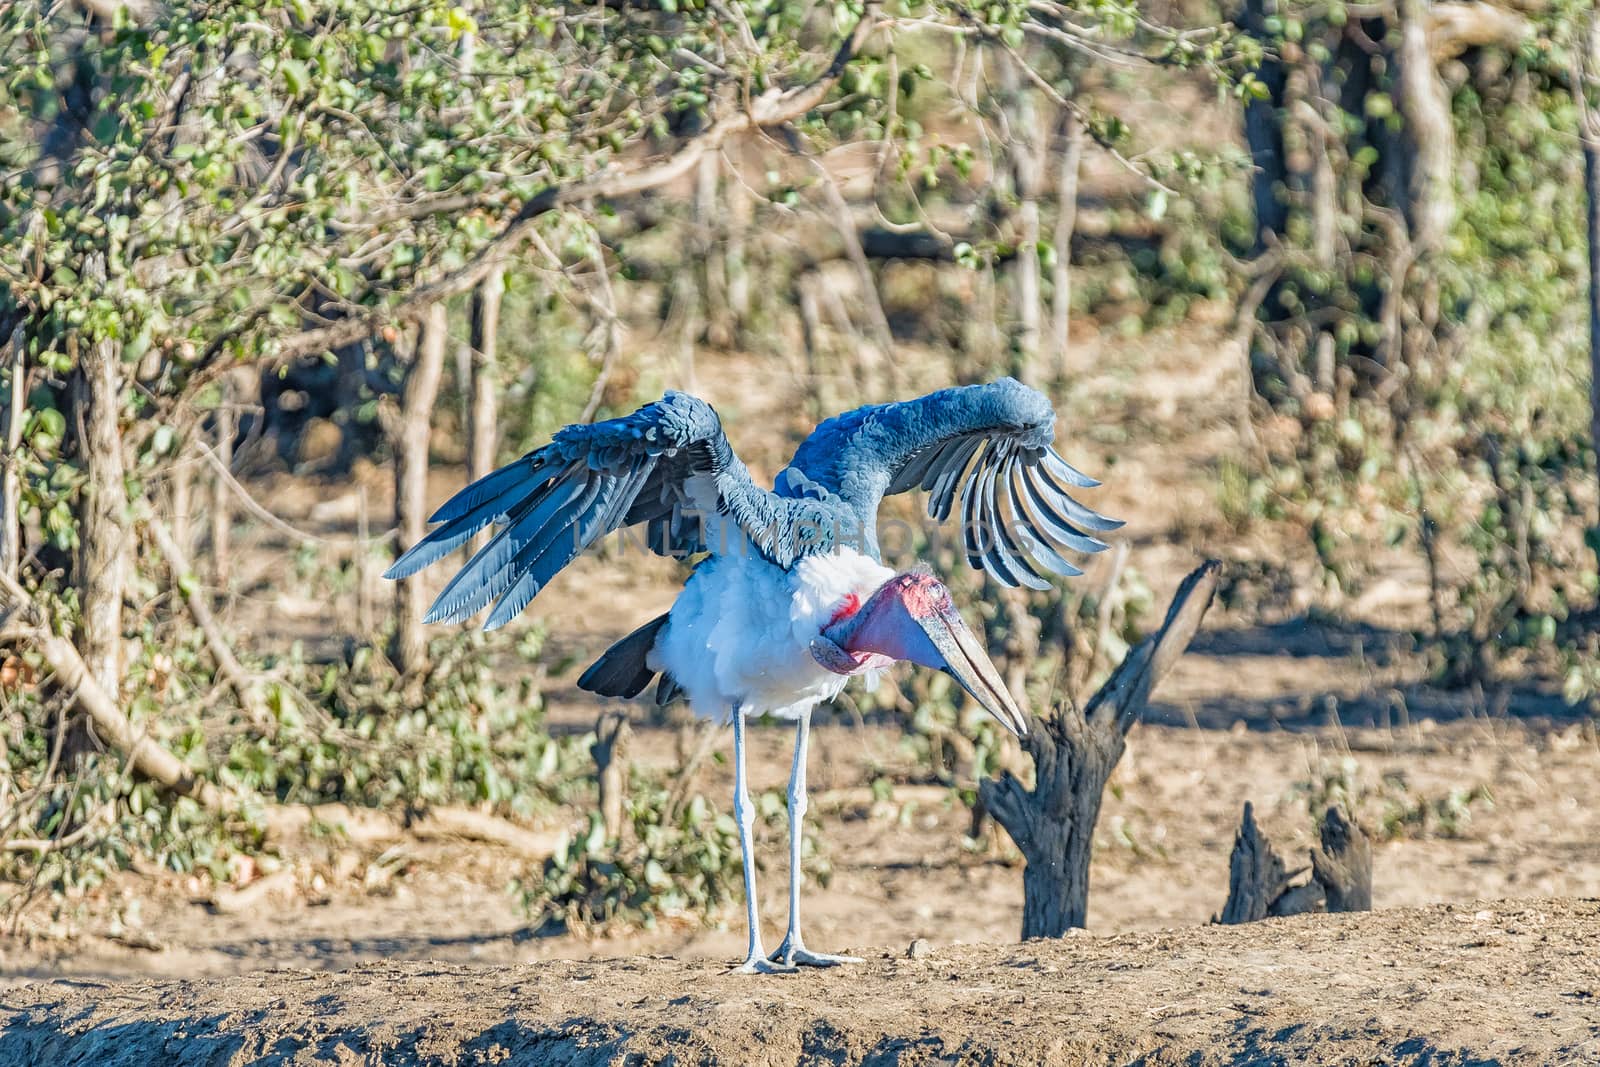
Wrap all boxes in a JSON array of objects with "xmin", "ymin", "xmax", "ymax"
[{"xmin": 0, "ymin": 325, "xmax": 22, "ymax": 583}]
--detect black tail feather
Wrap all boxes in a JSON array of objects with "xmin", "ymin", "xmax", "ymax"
[
  {"xmin": 577, "ymin": 613, "xmax": 670, "ymax": 699},
  {"xmin": 654, "ymin": 674, "xmax": 684, "ymax": 707}
]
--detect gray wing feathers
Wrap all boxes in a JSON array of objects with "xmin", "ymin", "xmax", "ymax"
[
  {"xmin": 384, "ymin": 391, "xmax": 796, "ymax": 630},
  {"xmin": 782, "ymin": 377, "xmax": 1122, "ymax": 588}
]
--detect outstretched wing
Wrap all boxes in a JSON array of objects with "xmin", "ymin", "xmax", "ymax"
[
  {"xmin": 385, "ymin": 392, "xmax": 811, "ymax": 630},
  {"xmin": 780, "ymin": 377, "xmax": 1121, "ymax": 589}
]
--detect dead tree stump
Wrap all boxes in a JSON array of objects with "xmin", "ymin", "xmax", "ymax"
[
  {"xmin": 1218, "ymin": 803, "xmax": 1372, "ymax": 922},
  {"xmin": 1218, "ymin": 801, "xmax": 1314, "ymax": 923},
  {"xmin": 592, "ymin": 711, "xmax": 632, "ymax": 843},
  {"xmin": 980, "ymin": 560, "xmax": 1221, "ymax": 938},
  {"xmin": 1311, "ymin": 805, "xmax": 1373, "ymax": 912}
]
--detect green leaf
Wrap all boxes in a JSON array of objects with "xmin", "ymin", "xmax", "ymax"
[
  {"xmin": 446, "ymin": 6, "xmax": 478, "ymax": 39},
  {"xmin": 281, "ymin": 60, "xmax": 309, "ymax": 97},
  {"xmin": 1146, "ymin": 189, "xmax": 1168, "ymax": 222}
]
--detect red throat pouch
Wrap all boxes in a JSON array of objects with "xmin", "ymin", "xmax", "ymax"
[{"xmin": 827, "ymin": 592, "xmax": 861, "ymax": 627}]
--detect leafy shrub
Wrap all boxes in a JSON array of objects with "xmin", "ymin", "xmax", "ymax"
[
  {"xmin": 1291, "ymin": 755, "xmax": 1494, "ymax": 842},
  {"xmin": 526, "ymin": 775, "xmax": 825, "ymax": 932},
  {"xmin": 0, "ymin": 625, "xmax": 590, "ymax": 920}
]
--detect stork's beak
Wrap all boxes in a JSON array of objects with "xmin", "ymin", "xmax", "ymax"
[{"xmin": 916, "ymin": 601, "xmax": 1030, "ymax": 739}]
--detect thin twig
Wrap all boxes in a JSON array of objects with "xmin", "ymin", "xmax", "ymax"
[
  {"xmin": 195, "ymin": 440, "xmax": 396, "ymax": 549},
  {"xmin": 146, "ymin": 516, "xmax": 275, "ymax": 732}
]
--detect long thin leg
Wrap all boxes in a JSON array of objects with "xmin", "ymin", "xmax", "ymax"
[
  {"xmin": 733, "ymin": 705, "xmax": 793, "ymax": 975},
  {"xmin": 771, "ymin": 710, "xmax": 862, "ymax": 967}
]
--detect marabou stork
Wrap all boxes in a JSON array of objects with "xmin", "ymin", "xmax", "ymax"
[{"xmin": 385, "ymin": 377, "xmax": 1120, "ymax": 973}]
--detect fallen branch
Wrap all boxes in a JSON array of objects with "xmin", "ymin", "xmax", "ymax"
[
  {"xmin": 1, "ymin": 573, "xmax": 563, "ymax": 861},
  {"xmin": 810, "ymin": 784, "xmax": 956, "ymax": 811},
  {"xmin": 260, "ymin": 802, "xmax": 563, "ymax": 859},
  {"xmin": 0, "ymin": 571, "xmax": 229, "ymax": 813},
  {"xmin": 1427, "ymin": 2, "xmax": 1532, "ymax": 61},
  {"xmin": 206, "ymin": 867, "xmax": 299, "ymax": 916},
  {"xmin": 407, "ymin": 807, "xmax": 566, "ymax": 858}
]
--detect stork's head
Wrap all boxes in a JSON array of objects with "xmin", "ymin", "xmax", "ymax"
[{"xmin": 810, "ymin": 570, "xmax": 1029, "ymax": 738}]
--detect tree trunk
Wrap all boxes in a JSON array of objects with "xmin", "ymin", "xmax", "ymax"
[
  {"xmin": 169, "ymin": 443, "xmax": 193, "ymax": 556},
  {"xmin": 76, "ymin": 261, "xmax": 128, "ymax": 694},
  {"xmin": 392, "ymin": 304, "xmax": 449, "ymax": 675},
  {"xmin": 1, "ymin": 326, "xmax": 23, "ymax": 583},
  {"xmin": 1579, "ymin": 17, "xmax": 1600, "ymax": 534},
  {"xmin": 1394, "ymin": 0, "xmax": 1456, "ymax": 257},
  {"xmin": 694, "ymin": 154, "xmax": 732, "ymax": 349},
  {"xmin": 724, "ymin": 163, "xmax": 751, "ymax": 340},
  {"xmin": 1305, "ymin": 64, "xmax": 1339, "ymax": 272},
  {"xmin": 981, "ymin": 561, "xmax": 1221, "ymax": 937},
  {"xmin": 1240, "ymin": 0, "xmax": 1289, "ymax": 251},
  {"xmin": 333, "ymin": 338, "xmax": 369, "ymax": 473},
  {"xmin": 820, "ymin": 176, "xmax": 899, "ymax": 393},
  {"xmin": 999, "ymin": 50, "xmax": 1045, "ymax": 386},
  {"xmin": 468, "ymin": 270, "xmax": 503, "ymax": 485},
  {"xmin": 578, "ymin": 239, "xmax": 624, "ymax": 424},
  {"xmin": 1050, "ymin": 109, "xmax": 1084, "ymax": 383},
  {"xmin": 796, "ymin": 272, "xmax": 826, "ymax": 423},
  {"xmin": 1311, "ymin": 805, "xmax": 1373, "ymax": 912},
  {"xmin": 1217, "ymin": 801, "xmax": 1306, "ymax": 923}
]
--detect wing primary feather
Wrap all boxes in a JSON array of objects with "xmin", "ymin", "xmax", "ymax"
[
  {"xmin": 976, "ymin": 460, "xmax": 1029, "ymax": 589},
  {"xmin": 966, "ymin": 460, "xmax": 1017, "ymax": 591},
  {"xmin": 987, "ymin": 460, "xmax": 1051, "ymax": 590},
  {"xmin": 428, "ymin": 454, "xmax": 556, "ymax": 523},
  {"xmin": 961, "ymin": 450, "xmax": 1013, "ymax": 584},
  {"xmin": 1042, "ymin": 448, "xmax": 1101, "ymax": 489},
  {"xmin": 424, "ymin": 466, "xmax": 592, "ymax": 624},
  {"xmin": 930, "ymin": 437, "xmax": 986, "ymax": 522},
  {"xmin": 1006, "ymin": 458, "xmax": 1083, "ymax": 577},
  {"xmin": 588, "ymin": 456, "xmax": 655, "ymax": 539},
  {"xmin": 385, "ymin": 510, "xmax": 505, "ymax": 581},
  {"xmin": 386, "ymin": 464, "xmax": 558, "ymax": 581},
  {"xmin": 483, "ymin": 474, "xmax": 611, "ymax": 630},
  {"xmin": 1034, "ymin": 463, "xmax": 1125, "ymax": 533},
  {"xmin": 1016, "ymin": 465, "xmax": 1109, "ymax": 554},
  {"xmin": 485, "ymin": 457, "xmax": 655, "ymax": 631},
  {"xmin": 886, "ymin": 442, "xmax": 947, "ymax": 496},
  {"xmin": 920, "ymin": 441, "xmax": 967, "ymax": 491}
]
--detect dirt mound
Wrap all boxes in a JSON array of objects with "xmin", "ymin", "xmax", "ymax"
[{"xmin": 4, "ymin": 899, "xmax": 1597, "ymax": 1066}]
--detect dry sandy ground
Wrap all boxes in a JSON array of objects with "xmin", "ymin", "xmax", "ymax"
[
  {"xmin": 4, "ymin": 899, "xmax": 1597, "ymax": 1066},
  {"xmin": 5, "ymin": 715, "xmax": 1598, "ymax": 984}
]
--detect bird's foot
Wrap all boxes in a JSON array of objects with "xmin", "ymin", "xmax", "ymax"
[
  {"xmin": 770, "ymin": 937, "xmax": 863, "ymax": 968},
  {"xmin": 733, "ymin": 954, "xmax": 797, "ymax": 976}
]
